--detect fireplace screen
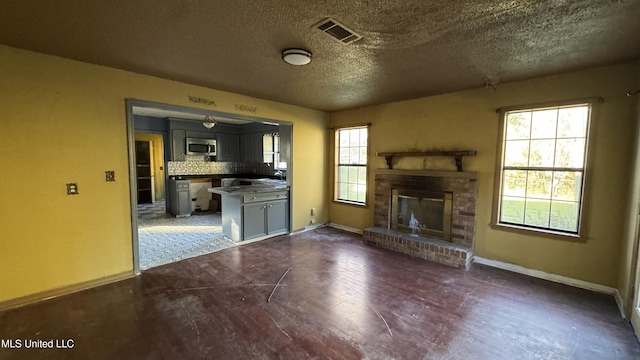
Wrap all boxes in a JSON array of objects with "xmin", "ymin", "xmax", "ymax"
[{"xmin": 391, "ymin": 189, "xmax": 452, "ymax": 240}]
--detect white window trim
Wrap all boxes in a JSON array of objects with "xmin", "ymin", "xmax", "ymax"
[
  {"xmin": 491, "ymin": 98, "xmax": 601, "ymax": 240},
  {"xmin": 263, "ymin": 133, "xmax": 281, "ymax": 168},
  {"xmin": 334, "ymin": 125, "xmax": 370, "ymax": 206}
]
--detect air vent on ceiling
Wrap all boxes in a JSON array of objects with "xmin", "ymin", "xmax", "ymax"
[{"xmin": 316, "ymin": 17, "xmax": 362, "ymax": 44}]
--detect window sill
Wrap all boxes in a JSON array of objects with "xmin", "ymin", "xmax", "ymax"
[
  {"xmin": 333, "ymin": 199, "xmax": 368, "ymax": 208},
  {"xmin": 490, "ymin": 222, "xmax": 586, "ymax": 242}
]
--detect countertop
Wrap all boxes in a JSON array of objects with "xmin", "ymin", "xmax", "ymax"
[
  {"xmin": 170, "ymin": 173, "xmax": 284, "ymax": 181},
  {"xmin": 208, "ymin": 184, "xmax": 289, "ymax": 195},
  {"xmin": 208, "ymin": 177, "xmax": 288, "ymax": 195}
]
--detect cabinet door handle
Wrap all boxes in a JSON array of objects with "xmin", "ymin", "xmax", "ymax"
[
  {"xmin": 263, "ymin": 205, "xmax": 267, "ymax": 209},
  {"xmin": 268, "ymin": 204, "xmax": 273, "ymax": 208}
]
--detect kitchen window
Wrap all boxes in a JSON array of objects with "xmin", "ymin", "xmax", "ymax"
[
  {"xmin": 493, "ymin": 101, "xmax": 592, "ymax": 237},
  {"xmin": 335, "ymin": 126, "xmax": 368, "ymax": 205},
  {"xmin": 263, "ymin": 133, "xmax": 280, "ymax": 168}
]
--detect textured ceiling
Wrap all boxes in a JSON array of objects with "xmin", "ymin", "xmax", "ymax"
[{"xmin": 1, "ymin": 0, "xmax": 639, "ymax": 112}]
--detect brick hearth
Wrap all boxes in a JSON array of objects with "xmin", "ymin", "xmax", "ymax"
[
  {"xmin": 364, "ymin": 169, "xmax": 478, "ymax": 270},
  {"xmin": 363, "ymin": 227, "xmax": 473, "ymax": 269}
]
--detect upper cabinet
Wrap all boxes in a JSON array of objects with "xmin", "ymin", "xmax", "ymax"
[
  {"xmin": 240, "ymin": 134, "xmax": 252, "ymax": 162},
  {"xmin": 168, "ymin": 118, "xmax": 218, "ymax": 161},
  {"xmin": 167, "ymin": 118, "xmax": 283, "ymax": 164},
  {"xmin": 171, "ymin": 129, "xmax": 186, "ymax": 161},
  {"xmin": 240, "ymin": 132, "xmax": 265, "ymax": 163},
  {"xmin": 217, "ymin": 133, "xmax": 240, "ymax": 162},
  {"xmin": 251, "ymin": 133, "xmax": 264, "ymax": 163},
  {"xmin": 186, "ymin": 130, "xmax": 216, "ymax": 140}
]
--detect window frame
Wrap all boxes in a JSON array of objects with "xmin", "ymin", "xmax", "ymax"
[
  {"xmin": 334, "ymin": 125, "xmax": 369, "ymax": 206},
  {"xmin": 491, "ymin": 98, "xmax": 598, "ymax": 240},
  {"xmin": 263, "ymin": 133, "xmax": 281, "ymax": 169}
]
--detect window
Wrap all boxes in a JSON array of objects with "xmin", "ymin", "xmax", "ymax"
[
  {"xmin": 263, "ymin": 133, "xmax": 280, "ymax": 168},
  {"xmin": 335, "ymin": 126, "xmax": 368, "ymax": 205},
  {"xmin": 495, "ymin": 102, "xmax": 591, "ymax": 236}
]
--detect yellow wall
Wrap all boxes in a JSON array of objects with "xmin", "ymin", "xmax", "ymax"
[
  {"xmin": 2, "ymin": 42, "xmax": 637, "ymax": 306},
  {"xmin": 0, "ymin": 45, "xmax": 328, "ymax": 303},
  {"xmin": 617, "ymin": 70, "xmax": 640, "ymax": 314},
  {"xmin": 329, "ymin": 62, "xmax": 640, "ymax": 288}
]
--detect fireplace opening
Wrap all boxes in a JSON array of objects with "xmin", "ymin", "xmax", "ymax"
[{"xmin": 390, "ymin": 188, "xmax": 452, "ymax": 241}]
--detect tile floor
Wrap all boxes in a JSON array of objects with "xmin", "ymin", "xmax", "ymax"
[
  {"xmin": 136, "ymin": 200, "xmax": 236, "ymax": 270},
  {"xmin": 136, "ymin": 200, "xmax": 169, "ymax": 220}
]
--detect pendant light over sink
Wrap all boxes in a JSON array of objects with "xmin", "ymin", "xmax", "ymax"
[
  {"xmin": 282, "ymin": 48, "xmax": 312, "ymax": 66},
  {"xmin": 202, "ymin": 115, "xmax": 217, "ymax": 129}
]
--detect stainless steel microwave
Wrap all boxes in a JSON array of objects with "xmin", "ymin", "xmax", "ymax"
[{"xmin": 186, "ymin": 138, "xmax": 216, "ymax": 156}]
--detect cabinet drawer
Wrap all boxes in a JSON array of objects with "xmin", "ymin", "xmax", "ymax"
[{"xmin": 243, "ymin": 191, "xmax": 288, "ymax": 203}]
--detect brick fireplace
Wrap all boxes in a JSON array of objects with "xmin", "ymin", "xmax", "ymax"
[{"xmin": 363, "ymin": 169, "xmax": 478, "ymax": 270}]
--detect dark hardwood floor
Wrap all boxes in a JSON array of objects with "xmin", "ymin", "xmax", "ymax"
[{"xmin": 1, "ymin": 228, "xmax": 639, "ymax": 359}]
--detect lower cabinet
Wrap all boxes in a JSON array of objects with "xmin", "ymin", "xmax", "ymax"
[
  {"xmin": 219, "ymin": 190, "xmax": 289, "ymax": 242},
  {"xmin": 243, "ymin": 202, "xmax": 268, "ymax": 240},
  {"xmin": 243, "ymin": 199, "xmax": 288, "ymax": 241},
  {"xmin": 266, "ymin": 200, "xmax": 288, "ymax": 234}
]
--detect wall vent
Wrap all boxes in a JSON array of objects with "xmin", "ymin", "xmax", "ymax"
[{"xmin": 315, "ymin": 18, "xmax": 362, "ymax": 44}]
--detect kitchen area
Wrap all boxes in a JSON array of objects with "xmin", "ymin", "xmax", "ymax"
[{"xmin": 133, "ymin": 109, "xmax": 292, "ymax": 269}]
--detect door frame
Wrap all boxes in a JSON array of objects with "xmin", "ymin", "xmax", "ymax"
[
  {"xmin": 631, "ymin": 190, "xmax": 640, "ymax": 339},
  {"xmin": 632, "ymin": 255, "xmax": 640, "ymax": 340},
  {"xmin": 125, "ymin": 98, "xmax": 294, "ymax": 274}
]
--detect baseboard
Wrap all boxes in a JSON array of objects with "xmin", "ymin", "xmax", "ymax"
[
  {"xmin": 293, "ymin": 223, "xmax": 363, "ymax": 235},
  {"xmin": 0, "ymin": 271, "xmax": 135, "ymax": 312},
  {"xmin": 326, "ymin": 222, "xmax": 363, "ymax": 234},
  {"xmin": 613, "ymin": 289, "xmax": 626, "ymax": 320},
  {"xmin": 632, "ymin": 307, "xmax": 640, "ymax": 341},
  {"xmin": 473, "ymin": 256, "xmax": 626, "ymax": 319},
  {"xmin": 292, "ymin": 223, "xmax": 326, "ymax": 234}
]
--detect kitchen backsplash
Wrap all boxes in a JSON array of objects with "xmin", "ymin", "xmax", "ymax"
[{"xmin": 168, "ymin": 155, "xmax": 274, "ymax": 176}]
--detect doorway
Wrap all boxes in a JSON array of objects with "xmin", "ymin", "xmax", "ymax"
[
  {"xmin": 135, "ymin": 140, "xmax": 153, "ymax": 204},
  {"xmin": 133, "ymin": 129, "xmax": 230, "ymax": 270},
  {"xmin": 632, "ymin": 216, "xmax": 640, "ymax": 340},
  {"xmin": 126, "ymin": 99, "xmax": 294, "ymax": 274},
  {"xmin": 134, "ymin": 133, "xmax": 166, "ymax": 204}
]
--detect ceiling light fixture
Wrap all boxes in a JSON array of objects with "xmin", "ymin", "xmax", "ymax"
[
  {"xmin": 282, "ymin": 48, "xmax": 312, "ymax": 66},
  {"xmin": 202, "ymin": 115, "xmax": 217, "ymax": 129}
]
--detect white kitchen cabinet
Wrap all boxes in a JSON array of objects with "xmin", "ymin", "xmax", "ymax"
[{"xmin": 189, "ymin": 180, "xmax": 213, "ymax": 211}]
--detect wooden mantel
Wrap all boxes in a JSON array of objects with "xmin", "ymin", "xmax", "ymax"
[{"xmin": 377, "ymin": 150, "xmax": 477, "ymax": 172}]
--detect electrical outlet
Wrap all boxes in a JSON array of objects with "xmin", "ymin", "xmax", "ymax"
[
  {"xmin": 311, "ymin": 208, "xmax": 316, "ymax": 216},
  {"xmin": 310, "ymin": 219, "xmax": 316, "ymax": 225},
  {"xmin": 66, "ymin": 183, "xmax": 79, "ymax": 195},
  {"xmin": 105, "ymin": 170, "xmax": 116, "ymax": 182}
]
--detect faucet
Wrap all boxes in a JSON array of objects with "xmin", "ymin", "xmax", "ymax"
[{"xmin": 274, "ymin": 170, "xmax": 283, "ymax": 180}]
